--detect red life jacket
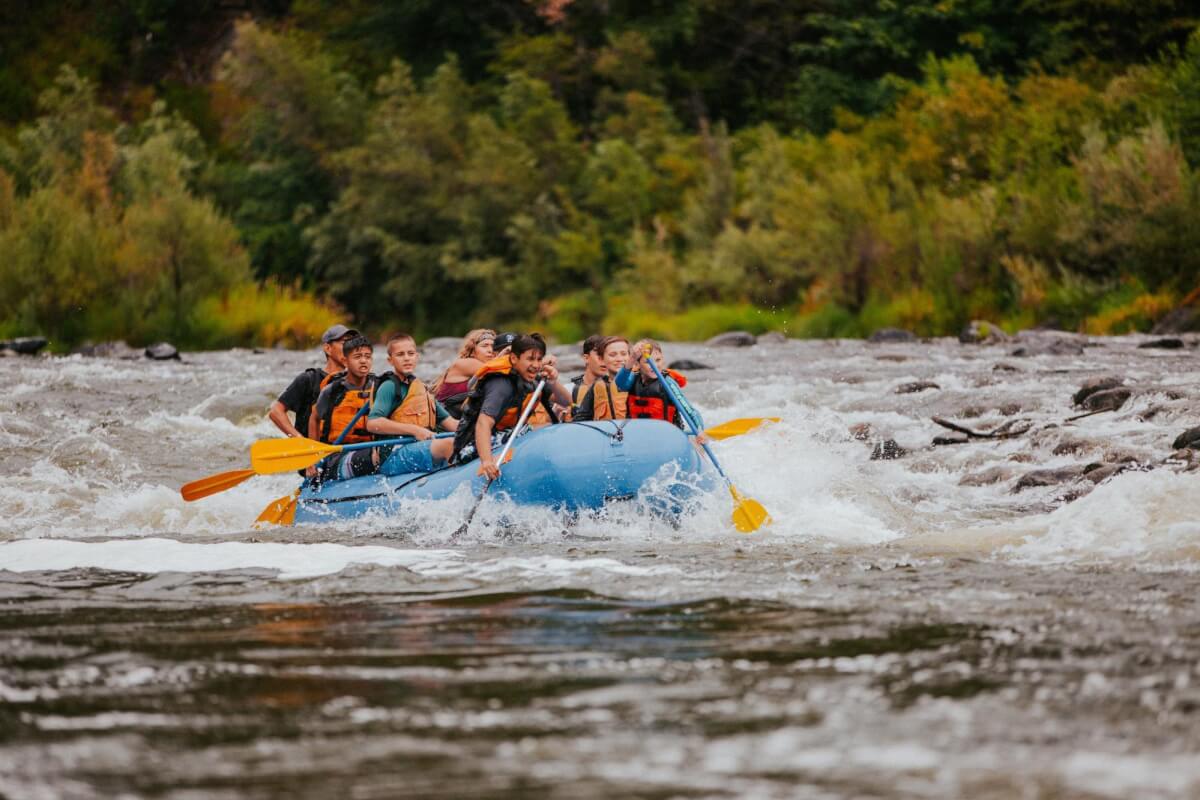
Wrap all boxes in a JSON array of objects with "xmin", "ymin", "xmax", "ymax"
[{"xmin": 626, "ymin": 369, "xmax": 686, "ymax": 422}]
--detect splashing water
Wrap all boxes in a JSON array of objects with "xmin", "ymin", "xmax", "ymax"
[{"xmin": 1, "ymin": 337, "xmax": 1198, "ymax": 798}]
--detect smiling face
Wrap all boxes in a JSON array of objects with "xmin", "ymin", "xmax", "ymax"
[
  {"xmin": 345, "ymin": 345, "xmax": 373, "ymax": 380},
  {"xmin": 511, "ymin": 348, "xmax": 543, "ymax": 382},
  {"xmin": 387, "ymin": 337, "xmax": 419, "ymax": 375},
  {"xmin": 601, "ymin": 340, "xmax": 629, "ymax": 376}
]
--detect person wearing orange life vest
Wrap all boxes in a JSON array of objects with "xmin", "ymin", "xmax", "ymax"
[
  {"xmin": 573, "ymin": 336, "xmax": 632, "ymax": 421},
  {"xmin": 267, "ymin": 324, "xmax": 357, "ymax": 439},
  {"xmin": 613, "ymin": 338, "xmax": 701, "ymax": 431},
  {"xmin": 559, "ymin": 334, "xmax": 606, "ymax": 421},
  {"xmin": 309, "ymin": 335, "xmax": 377, "ymax": 481},
  {"xmin": 364, "ymin": 332, "xmax": 459, "ymax": 474},
  {"xmin": 451, "ymin": 333, "xmax": 572, "ymax": 479}
]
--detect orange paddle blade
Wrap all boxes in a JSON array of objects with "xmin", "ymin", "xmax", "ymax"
[
  {"xmin": 704, "ymin": 417, "xmax": 781, "ymax": 441},
  {"xmin": 250, "ymin": 437, "xmax": 341, "ymax": 473},
  {"xmin": 180, "ymin": 469, "xmax": 256, "ymax": 502},
  {"xmin": 255, "ymin": 490, "xmax": 299, "ymax": 528},
  {"xmin": 730, "ymin": 485, "xmax": 770, "ymax": 533}
]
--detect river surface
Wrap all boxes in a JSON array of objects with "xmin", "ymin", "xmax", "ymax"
[{"xmin": 1, "ymin": 334, "xmax": 1198, "ymax": 799}]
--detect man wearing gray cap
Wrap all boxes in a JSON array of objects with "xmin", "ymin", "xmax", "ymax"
[{"xmin": 267, "ymin": 324, "xmax": 360, "ymax": 439}]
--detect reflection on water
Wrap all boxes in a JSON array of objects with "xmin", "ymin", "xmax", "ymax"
[{"xmin": 3, "ymin": 564, "xmax": 1199, "ymax": 799}]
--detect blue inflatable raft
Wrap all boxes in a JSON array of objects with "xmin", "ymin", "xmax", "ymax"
[{"xmin": 292, "ymin": 419, "xmax": 716, "ymax": 524}]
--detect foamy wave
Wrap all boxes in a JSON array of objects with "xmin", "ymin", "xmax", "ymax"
[{"xmin": 1005, "ymin": 471, "xmax": 1200, "ymax": 563}]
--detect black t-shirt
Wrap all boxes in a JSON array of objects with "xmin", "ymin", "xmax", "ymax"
[
  {"xmin": 277, "ymin": 368, "xmax": 328, "ymax": 436},
  {"xmin": 478, "ymin": 376, "xmax": 552, "ymax": 422}
]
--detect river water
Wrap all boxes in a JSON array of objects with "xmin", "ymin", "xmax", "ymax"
[{"xmin": 1, "ymin": 334, "xmax": 1198, "ymax": 799}]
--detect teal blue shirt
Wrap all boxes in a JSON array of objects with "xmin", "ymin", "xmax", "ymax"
[{"xmin": 369, "ymin": 376, "xmax": 451, "ymax": 426}]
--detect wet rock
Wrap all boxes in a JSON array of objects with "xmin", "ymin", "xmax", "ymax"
[
  {"xmin": 1083, "ymin": 463, "xmax": 1127, "ymax": 484},
  {"xmin": 933, "ymin": 435, "xmax": 969, "ymax": 446},
  {"xmin": 422, "ymin": 336, "xmax": 463, "ymax": 349},
  {"xmin": 848, "ymin": 422, "xmax": 873, "ymax": 441},
  {"xmin": 1072, "ymin": 376, "xmax": 1124, "ymax": 407},
  {"xmin": 868, "ymin": 328, "xmax": 917, "ymax": 343},
  {"xmin": 1082, "ymin": 387, "xmax": 1132, "ymax": 413},
  {"xmin": 1137, "ymin": 337, "xmax": 1184, "ymax": 350},
  {"xmin": 992, "ymin": 362, "xmax": 1020, "ymax": 372},
  {"xmin": 757, "ymin": 331, "xmax": 788, "ymax": 344},
  {"xmin": 959, "ymin": 320, "xmax": 1009, "ymax": 344},
  {"xmin": 895, "ymin": 381, "xmax": 940, "ymax": 394},
  {"xmin": 1052, "ymin": 437, "xmax": 1091, "ymax": 456},
  {"xmin": 875, "ymin": 354, "xmax": 909, "ymax": 362},
  {"xmin": 2, "ymin": 336, "xmax": 48, "ymax": 355},
  {"xmin": 870, "ymin": 439, "xmax": 907, "ymax": 460},
  {"xmin": 1151, "ymin": 295, "xmax": 1200, "ymax": 334},
  {"xmin": 706, "ymin": 331, "xmax": 756, "ymax": 347},
  {"xmin": 73, "ymin": 340, "xmax": 142, "ymax": 359},
  {"xmin": 1173, "ymin": 426, "xmax": 1200, "ymax": 450},
  {"xmin": 668, "ymin": 359, "xmax": 712, "ymax": 371},
  {"xmin": 959, "ymin": 466, "xmax": 1015, "ymax": 486},
  {"xmin": 1013, "ymin": 465, "xmax": 1086, "ymax": 492},
  {"xmin": 0, "ymin": 348, "xmax": 17, "ymax": 358},
  {"xmin": 144, "ymin": 342, "xmax": 180, "ymax": 361},
  {"xmin": 998, "ymin": 402, "xmax": 1023, "ymax": 416}
]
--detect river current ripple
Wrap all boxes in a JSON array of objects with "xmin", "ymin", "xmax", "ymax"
[{"xmin": 1, "ymin": 334, "xmax": 1198, "ymax": 799}]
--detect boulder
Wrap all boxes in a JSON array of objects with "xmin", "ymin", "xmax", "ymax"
[
  {"xmin": 1083, "ymin": 463, "xmax": 1128, "ymax": 484},
  {"xmin": 668, "ymin": 359, "xmax": 713, "ymax": 371},
  {"xmin": 2, "ymin": 336, "xmax": 48, "ymax": 355},
  {"xmin": 1137, "ymin": 338, "xmax": 1185, "ymax": 350},
  {"xmin": 1081, "ymin": 387, "xmax": 1132, "ymax": 413},
  {"xmin": 1151, "ymin": 287, "xmax": 1200, "ymax": 334},
  {"xmin": 706, "ymin": 331, "xmax": 757, "ymax": 347},
  {"xmin": 868, "ymin": 328, "xmax": 917, "ymax": 343},
  {"xmin": 757, "ymin": 331, "xmax": 788, "ymax": 345},
  {"xmin": 73, "ymin": 340, "xmax": 142, "ymax": 360},
  {"xmin": 1173, "ymin": 426, "xmax": 1200, "ymax": 451},
  {"xmin": 1013, "ymin": 465, "xmax": 1086, "ymax": 492},
  {"xmin": 895, "ymin": 380, "xmax": 940, "ymax": 394},
  {"xmin": 870, "ymin": 439, "xmax": 907, "ymax": 460},
  {"xmin": 1072, "ymin": 376, "xmax": 1124, "ymax": 407},
  {"xmin": 992, "ymin": 362, "xmax": 1020, "ymax": 372},
  {"xmin": 959, "ymin": 320, "xmax": 1009, "ymax": 344},
  {"xmin": 144, "ymin": 342, "xmax": 180, "ymax": 361},
  {"xmin": 422, "ymin": 336, "xmax": 463, "ymax": 350}
]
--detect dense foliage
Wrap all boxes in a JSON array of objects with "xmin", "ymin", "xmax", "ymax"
[{"xmin": 1, "ymin": 1, "xmax": 1198, "ymax": 346}]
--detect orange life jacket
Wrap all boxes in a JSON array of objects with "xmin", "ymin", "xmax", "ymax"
[
  {"xmin": 626, "ymin": 369, "xmax": 686, "ymax": 423},
  {"xmin": 318, "ymin": 377, "xmax": 375, "ymax": 444},
  {"xmin": 382, "ymin": 372, "xmax": 436, "ymax": 431},
  {"xmin": 452, "ymin": 356, "xmax": 556, "ymax": 458},
  {"xmin": 588, "ymin": 378, "xmax": 628, "ymax": 421}
]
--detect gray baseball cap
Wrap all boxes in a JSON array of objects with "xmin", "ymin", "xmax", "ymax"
[{"xmin": 321, "ymin": 324, "xmax": 360, "ymax": 344}]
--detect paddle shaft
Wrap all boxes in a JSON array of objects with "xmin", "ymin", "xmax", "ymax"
[
  {"xmin": 644, "ymin": 356, "xmax": 731, "ymax": 482},
  {"xmin": 452, "ymin": 379, "xmax": 546, "ymax": 540}
]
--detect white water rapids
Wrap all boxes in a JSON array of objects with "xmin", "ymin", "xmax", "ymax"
[{"xmin": 0, "ymin": 334, "xmax": 1197, "ymax": 799}]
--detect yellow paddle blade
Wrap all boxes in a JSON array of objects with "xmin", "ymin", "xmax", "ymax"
[
  {"xmin": 704, "ymin": 417, "xmax": 781, "ymax": 441},
  {"xmin": 255, "ymin": 489, "xmax": 299, "ymax": 528},
  {"xmin": 180, "ymin": 469, "xmax": 257, "ymax": 502},
  {"xmin": 729, "ymin": 485, "xmax": 770, "ymax": 533},
  {"xmin": 250, "ymin": 437, "xmax": 341, "ymax": 474}
]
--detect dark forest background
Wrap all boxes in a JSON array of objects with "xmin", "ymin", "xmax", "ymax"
[{"xmin": 1, "ymin": 0, "xmax": 1198, "ymax": 347}]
